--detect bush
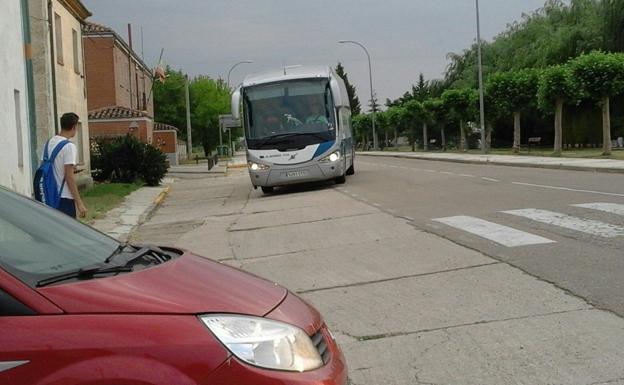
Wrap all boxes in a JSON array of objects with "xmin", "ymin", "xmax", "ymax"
[
  {"xmin": 141, "ymin": 144, "xmax": 168, "ymax": 186},
  {"xmin": 91, "ymin": 135, "xmax": 168, "ymax": 186}
]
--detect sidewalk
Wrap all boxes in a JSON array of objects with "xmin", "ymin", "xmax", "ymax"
[
  {"xmin": 360, "ymin": 151, "xmax": 624, "ymax": 173},
  {"xmin": 91, "ymin": 178, "xmax": 173, "ymax": 241}
]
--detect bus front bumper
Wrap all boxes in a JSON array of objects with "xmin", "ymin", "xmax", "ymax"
[{"xmin": 250, "ymin": 161, "xmax": 345, "ymax": 187}]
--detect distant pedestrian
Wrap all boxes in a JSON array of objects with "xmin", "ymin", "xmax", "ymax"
[{"xmin": 34, "ymin": 112, "xmax": 87, "ymax": 218}]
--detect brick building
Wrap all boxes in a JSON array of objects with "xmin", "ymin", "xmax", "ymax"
[
  {"xmin": 153, "ymin": 122, "xmax": 180, "ymax": 165},
  {"xmin": 82, "ymin": 21, "xmax": 154, "ymax": 143}
]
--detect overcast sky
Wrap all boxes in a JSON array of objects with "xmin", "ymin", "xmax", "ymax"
[{"xmin": 82, "ymin": 0, "xmax": 547, "ymax": 105}]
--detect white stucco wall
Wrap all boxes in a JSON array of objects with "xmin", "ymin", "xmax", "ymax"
[
  {"xmin": 51, "ymin": 0, "xmax": 90, "ymax": 171},
  {"xmin": 0, "ymin": 1, "xmax": 33, "ymax": 196}
]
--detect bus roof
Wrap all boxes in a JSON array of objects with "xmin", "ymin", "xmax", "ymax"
[{"xmin": 242, "ymin": 66, "xmax": 333, "ymax": 88}]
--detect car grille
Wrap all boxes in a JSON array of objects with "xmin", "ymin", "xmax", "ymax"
[{"xmin": 311, "ymin": 328, "xmax": 331, "ymax": 364}]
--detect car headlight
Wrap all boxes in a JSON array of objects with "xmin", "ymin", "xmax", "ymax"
[
  {"xmin": 248, "ymin": 161, "xmax": 270, "ymax": 171},
  {"xmin": 319, "ymin": 151, "xmax": 341, "ymax": 163},
  {"xmin": 200, "ymin": 315, "xmax": 323, "ymax": 372}
]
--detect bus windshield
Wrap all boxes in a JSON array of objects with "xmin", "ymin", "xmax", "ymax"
[{"xmin": 243, "ymin": 79, "xmax": 336, "ymax": 150}]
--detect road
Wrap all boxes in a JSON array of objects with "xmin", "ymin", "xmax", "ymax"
[
  {"xmin": 131, "ymin": 158, "xmax": 624, "ymax": 385},
  {"xmin": 350, "ymin": 155, "xmax": 624, "ymax": 317}
]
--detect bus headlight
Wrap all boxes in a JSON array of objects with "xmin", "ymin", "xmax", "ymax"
[
  {"xmin": 320, "ymin": 151, "xmax": 341, "ymax": 163},
  {"xmin": 248, "ymin": 161, "xmax": 270, "ymax": 171},
  {"xmin": 200, "ymin": 315, "xmax": 323, "ymax": 372}
]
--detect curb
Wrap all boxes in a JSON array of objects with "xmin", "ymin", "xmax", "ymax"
[
  {"xmin": 137, "ymin": 185, "xmax": 171, "ymax": 226},
  {"xmin": 227, "ymin": 163, "xmax": 248, "ymax": 169},
  {"xmin": 358, "ymin": 153, "xmax": 624, "ymax": 174}
]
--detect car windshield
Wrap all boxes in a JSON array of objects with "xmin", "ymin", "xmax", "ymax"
[
  {"xmin": 0, "ymin": 187, "xmax": 119, "ymax": 287},
  {"xmin": 244, "ymin": 78, "xmax": 336, "ymax": 150}
]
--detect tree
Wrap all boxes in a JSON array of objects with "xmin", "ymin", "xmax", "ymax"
[
  {"xmin": 486, "ymin": 69, "xmax": 539, "ymax": 152},
  {"xmin": 603, "ymin": 0, "xmax": 624, "ymax": 52},
  {"xmin": 352, "ymin": 114, "xmax": 372, "ymax": 149},
  {"xmin": 421, "ymin": 99, "xmax": 439, "ymax": 151},
  {"xmin": 154, "ymin": 67, "xmax": 187, "ymax": 130},
  {"xmin": 442, "ymin": 89, "xmax": 478, "ymax": 151},
  {"xmin": 412, "ymin": 73, "xmax": 430, "ymax": 101},
  {"xmin": 154, "ymin": 68, "xmax": 231, "ymax": 156},
  {"xmin": 403, "ymin": 100, "xmax": 425, "ymax": 151},
  {"xmin": 335, "ymin": 63, "xmax": 361, "ymax": 115},
  {"xmin": 571, "ymin": 51, "xmax": 624, "ymax": 155},
  {"xmin": 424, "ymin": 98, "xmax": 448, "ymax": 150},
  {"xmin": 538, "ymin": 65, "xmax": 578, "ymax": 155},
  {"xmin": 368, "ymin": 90, "xmax": 380, "ymax": 113},
  {"xmin": 190, "ymin": 76, "xmax": 231, "ymax": 156},
  {"xmin": 386, "ymin": 106, "xmax": 407, "ymax": 147}
]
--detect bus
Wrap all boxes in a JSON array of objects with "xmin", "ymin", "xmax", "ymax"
[{"xmin": 231, "ymin": 65, "xmax": 355, "ymax": 193}]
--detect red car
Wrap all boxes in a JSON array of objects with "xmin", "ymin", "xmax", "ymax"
[{"xmin": 0, "ymin": 187, "xmax": 347, "ymax": 385}]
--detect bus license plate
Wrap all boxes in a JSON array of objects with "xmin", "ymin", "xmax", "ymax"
[{"xmin": 285, "ymin": 170, "xmax": 308, "ymax": 178}]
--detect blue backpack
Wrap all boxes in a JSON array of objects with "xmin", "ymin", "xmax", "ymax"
[{"xmin": 33, "ymin": 139, "xmax": 71, "ymax": 208}]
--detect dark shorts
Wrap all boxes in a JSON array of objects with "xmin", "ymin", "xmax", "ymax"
[{"xmin": 58, "ymin": 198, "xmax": 76, "ymax": 218}]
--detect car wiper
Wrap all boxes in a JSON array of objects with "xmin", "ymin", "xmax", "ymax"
[
  {"xmin": 104, "ymin": 242, "xmax": 134, "ymax": 263},
  {"xmin": 256, "ymin": 132, "xmax": 329, "ymax": 149},
  {"xmin": 36, "ymin": 264, "xmax": 133, "ymax": 287},
  {"xmin": 255, "ymin": 133, "xmax": 299, "ymax": 148}
]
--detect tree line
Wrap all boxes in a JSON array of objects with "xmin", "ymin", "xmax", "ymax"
[{"xmin": 350, "ymin": 0, "xmax": 624, "ymax": 155}]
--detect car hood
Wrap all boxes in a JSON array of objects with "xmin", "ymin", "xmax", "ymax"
[{"xmin": 38, "ymin": 252, "xmax": 287, "ymax": 315}]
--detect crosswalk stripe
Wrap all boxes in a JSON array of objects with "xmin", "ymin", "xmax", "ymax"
[
  {"xmin": 502, "ymin": 208, "xmax": 624, "ymax": 238},
  {"xmin": 573, "ymin": 203, "xmax": 624, "ymax": 217},
  {"xmin": 433, "ymin": 216, "xmax": 555, "ymax": 247}
]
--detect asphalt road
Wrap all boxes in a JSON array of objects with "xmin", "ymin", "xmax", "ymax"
[{"xmin": 343, "ymin": 155, "xmax": 624, "ymax": 317}]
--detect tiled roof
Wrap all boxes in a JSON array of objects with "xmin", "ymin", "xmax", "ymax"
[
  {"xmin": 89, "ymin": 106, "xmax": 151, "ymax": 120},
  {"xmin": 82, "ymin": 21, "xmax": 113, "ymax": 34},
  {"xmin": 154, "ymin": 122, "xmax": 180, "ymax": 132}
]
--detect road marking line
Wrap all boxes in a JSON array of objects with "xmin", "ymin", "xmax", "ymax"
[
  {"xmin": 482, "ymin": 177, "xmax": 500, "ymax": 182},
  {"xmin": 573, "ymin": 203, "xmax": 624, "ymax": 217},
  {"xmin": 373, "ymin": 203, "xmax": 382, "ymax": 207},
  {"xmin": 459, "ymin": 174, "xmax": 476, "ymax": 178},
  {"xmin": 512, "ymin": 182, "xmax": 624, "ymax": 198},
  {"xmin": 502, "ymin": 208, "xmax": 624, "ymax": 238},
  {"xmin": 440, "ymin": 171, "xmax": 455, "ymax": 175},
  {"xmin": 351, "ymin": 193, "xmax": 359, "ymax": 198},
  {"xmin": 433, "ymin": 216, "xmax": 555, "ymax": 247},
  {"xmin": 425, "ymin": 169, "xmax": 436, "ymax": 173}
]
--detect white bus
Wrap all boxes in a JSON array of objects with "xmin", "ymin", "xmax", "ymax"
[{"xmin": 231, "ymin": 66, "xmax": 355, "ymax": 193}]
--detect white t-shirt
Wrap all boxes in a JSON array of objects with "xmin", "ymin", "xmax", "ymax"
[{"xmin": 43, "ymin": 135, "xmax": 77, "ymax": 200}]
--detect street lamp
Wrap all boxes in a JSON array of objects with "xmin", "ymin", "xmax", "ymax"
[
  {"xmin": 227, "ymin": 60, "xmax": 253, "ymax": 89},
  {"xmin": 338, "ymin": 40, "xmax": 377, "ymax": 150},
  {"xmin": 475, "ymin": 0, "xmax": 487, "ymax": 154}
]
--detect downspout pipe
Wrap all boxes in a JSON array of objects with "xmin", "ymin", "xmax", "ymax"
[
  {"xmin": 48, "ymin": 0, "xmax": 59, "ymax": 133},
  {"xmin": 21, "ymin": 0, "xmax": 38, "ymax": 180}
]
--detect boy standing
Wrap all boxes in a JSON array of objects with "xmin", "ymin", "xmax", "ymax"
[{"xmin": 45, "ymin": 112, "xmax": 88, "ymax": 218}]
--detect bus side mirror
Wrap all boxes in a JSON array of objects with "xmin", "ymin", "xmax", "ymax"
[{"xmin": 231, "ymin": 88, "xmax": 242, "ymax": 120}]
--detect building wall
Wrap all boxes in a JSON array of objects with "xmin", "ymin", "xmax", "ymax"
[
  {"xmin": 84, "ymin": 36, "xmax": 115, "ymax": 110},
  {"xmin": 0, "ymin": 0, "xmax": 34, "ymax": 195},
  {"xmin": 28, "ymin": 0, "xmax": 55, "ymax": 157},
  {"xmin": 112, "ymin": 42, "xmax": 153, "ymax": 115},
  {"xmin": 89, "ymin": 119, "xmax": 152, "ymax": 143},
  {"xmin": 51, "ymin": 0, "xmax": 90, "ymax": 170},
  {"xmin": 153, "ymin": 131, "xmax": 176, "ymax": 154}
]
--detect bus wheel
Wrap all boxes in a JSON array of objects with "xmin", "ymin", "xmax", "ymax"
[
  {"xmin": 346, "ymin": 163, "xmax": 355, "ymax": 175},
  {"xmin": 261, "ymin": 186, "xmax": 274, "ymax": 194},
  {"xmin": 334, "ymin": 175, "xmax": 346, "ymax": 184}
]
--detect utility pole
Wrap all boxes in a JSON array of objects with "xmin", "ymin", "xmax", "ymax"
[
  {"xmin": 185, "ymin": 74, "xmax": 192, "ymax": 157},
  {"xmin": 338, "ymin": 40, "xmax": 377, "ymax": 150},
  {"xmin": 476, "ymin": 0, "xmax": 487, "ymax": 154}
]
